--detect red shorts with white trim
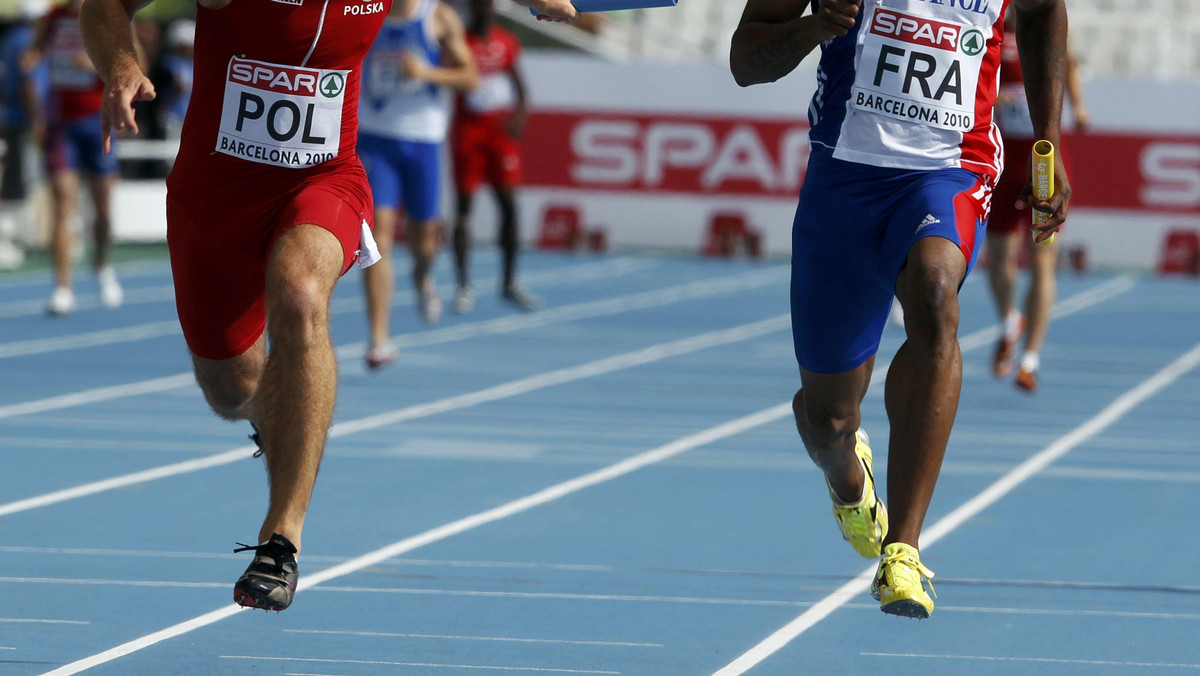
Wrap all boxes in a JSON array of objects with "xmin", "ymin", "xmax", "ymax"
[
  {"xmin": 452, "ymin": 117, "xmax": 522, "ymax": 195},
  {"xmin": 988, "ymin": 137, "xmax": 1036, "ymax": 235},
  {"xmin": 165, "ymin": 165, "xmax": 372, "ymax": 361}
]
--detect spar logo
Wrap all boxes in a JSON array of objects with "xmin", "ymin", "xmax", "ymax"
[
  {"xmin": 960, "ymin": 28, "xmax": 986, "ymax": 56},
  {"xmin": 871, "ymin": 10, "xmax": 962, "ymax": 51},
  {"xmin": 230, "ymin": 60, "xmax": 320, "ymax": 95},
  {"xmin": 319, "ymin": 73, "xmax": 345, "ymax": 98}
]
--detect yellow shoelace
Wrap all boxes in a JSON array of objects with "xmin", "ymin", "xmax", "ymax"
[{"xmin": 881, "ymin": 547, "xmax": 937, "ymax": 599}]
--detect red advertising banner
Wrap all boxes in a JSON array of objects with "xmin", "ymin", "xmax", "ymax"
[{"xmin": 520, "ymin": 109, "xmax": 1200, "ymax": 215}]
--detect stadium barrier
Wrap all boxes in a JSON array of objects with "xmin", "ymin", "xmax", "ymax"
[{"xmin": 105, "ymin": 52, "xmax": 1198, "ymax": 273}]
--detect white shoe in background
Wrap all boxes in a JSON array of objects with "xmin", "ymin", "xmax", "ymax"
[
  {"xmin": 453, "ymin": 286, "xmax": 475, "ymax": 314},
  {"xmin": 417, "ymin": 286, "xmax": 442, "ymax": 325},
  {"xmin": 97, "ymin": 266, "xmax": 124, "ymax": 308},
  {"xmin": 46, "ymin": 286, "xmax": 76, "ymax": 316}
]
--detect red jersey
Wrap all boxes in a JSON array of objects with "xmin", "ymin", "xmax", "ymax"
[
  {"xmin": 171, "ymin": 0, "xmax": 391, "ymax": 183},
  {"xmin": 996, "ymin": 29, "xmax": 1034, "ymax": 139},
  {"xmin": 43, "ymin": 6, "xmax": 104, "ymax": 122},
  {"xmin": 454, "ymin": 26, "xmax": 521, "ymax": 123}
]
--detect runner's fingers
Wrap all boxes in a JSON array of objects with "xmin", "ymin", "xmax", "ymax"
[
  {"xmin": 101, "ymin": 110, "xmax": 112, "ymax": 155},
  {"xmin": 108, "ymin": 84, "xmax": 139, "ymax": 136},
  {"xmin": 826, "ymin": 0, "xmax": 861, "ymax": 19},
  {"xmin": 822, "ymin": 6, "xmax": 856, "ymax": 29},
  {"xmin": 1033, "ymin": 225, "xmax": 1060, "ymax": 244},
  {"xmin": 1014, "ymin": 179, "xmax": 1033, "ymax": 209},
  {"xmin": 135, "ymin": 79, "xmax": 157, "ymax": 103}
]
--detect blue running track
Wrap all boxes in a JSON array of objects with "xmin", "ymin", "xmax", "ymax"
[{"xmin": 0, "ymin": 249, "xmax": 1198, "ymax": 675}]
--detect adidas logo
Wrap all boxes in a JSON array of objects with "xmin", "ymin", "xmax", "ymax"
[{"xmin": 916, "ymin": 214, "xmax": 940, "ymax": 231}]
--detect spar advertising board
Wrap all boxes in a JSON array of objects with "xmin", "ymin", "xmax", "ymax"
[
  {"xmin": 108, "ymin": 51, "xmax": 1198, "ymax": 272},
  {"xmin": 483, "ymin": 52, "xmax": 1198, "ymax": 271}
]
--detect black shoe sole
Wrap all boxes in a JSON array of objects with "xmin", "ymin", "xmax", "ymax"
[
  {"xmin": 234, "ymin": 586, "xmax": 291, "ymax": 612},
  {"xmin": 880, "ymin": 600, "xmax": 931, "ymax": 619}
]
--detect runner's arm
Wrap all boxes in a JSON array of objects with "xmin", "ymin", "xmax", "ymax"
[
  {"xmin": 79, "ymin": 0, "xmax": 157, "ymax": 152},
  {"xmin": 1012, "ymin": 0, "xmax": 1071, "ymax": 240},
  {"xmin": 507, "ymin": 61, "xmax": 528, "ymax": 138},
  {"xmin": 509, "ymin": 0, "xmax": 579, "ymax": 23},
  {"xmin": 21, "ymin": 15, "xmax": 53, "ymax": 143},
  {"xmin": 1066, "ymin": 49, "xmax": 1089, "ymax": 130},
  {"xmin": 21, "ymin": 13, "xmax": 51, "ymax": 67},
  {"xmin": 731, "ymin": 0, "xmax": 857, "ymax": 87},
  {"xmin": 415, "ymin": 3, "xmax": 479, "ymax": 92}
]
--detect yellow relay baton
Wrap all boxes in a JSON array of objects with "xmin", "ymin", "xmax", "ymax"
[{"xmin": 1032, "ymin": 139, "xmax": 1055, "ymax": 246}]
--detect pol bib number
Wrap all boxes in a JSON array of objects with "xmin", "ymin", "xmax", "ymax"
[
  {"xmin": 217, "ymin": 57, "xmax": 348, "ymax": 169},
  {"xmin": 851, "ymin": 7, "xmax": 987, "ymax": 133}
]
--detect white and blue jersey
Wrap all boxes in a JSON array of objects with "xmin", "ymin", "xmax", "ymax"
[
  {"xmin": 807, "ymin": 0, "xmax": 1008, "ymax": 179},
  {"xmin": 359, "ymin": 0, "xmax": 448, "ymax": 143},
  {"xmin": 359, "ymin": 0, "xmax": 448, "ymax": 220},
  {"xmin": 789, "ymin": 0, "xmax": 1012, "ymax": 374}
]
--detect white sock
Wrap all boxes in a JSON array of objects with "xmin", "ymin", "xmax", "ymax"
[
  {"xmin": 1004, "ymin": 310, "xmax": 1022, "ymax": 340},
  {"xmin": 1020, "ymin": 351, "xmax": 1040, "ymax": 372}
]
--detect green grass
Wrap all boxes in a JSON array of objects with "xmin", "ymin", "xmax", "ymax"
[{"xmin": 0, "ymin": 243, "xmax": 170, "ymax": 280}]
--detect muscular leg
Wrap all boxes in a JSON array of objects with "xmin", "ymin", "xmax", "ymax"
[
  {"xmin": 985, "ymin": 230, "xmax": 1018, "ymax": 322},
  {"xmin": 453, "ymin": 193, "xmax": 473, "ymax": 290},
  {"xmin": 409, "ymin": 218, "xmax": 441, "ymax": 294},
  {"xmin": 191, "ymin": 334, "xmax": 266, "ymax": 421},
  {"xmin": 251, "ymin": 224, "xmax": 344, "ymax": 551},
  {"xmin": 363, "ymin": 207, "xmax": 398, "ymax": 348},
  {"xmin": 495, "ymin": 187, "xmax": 518, "ymax": 290},
  {"xmin": 1023, "ymin": 237, "xmax": 1057, "ymax": 355},
  {"xmin": 793, "ymin": 357, "xmax": 875, "ymax": 503},
  {"xmin": 85, "ymin": 174, "xmax": 114, "ymax": 271},
  {"xmin": 885, "ymin": 236, "xmax": 968, "ymax": 548},
  {"xmin": 49, "ymin": 170, "xmax": 79, "ymax": 290}
]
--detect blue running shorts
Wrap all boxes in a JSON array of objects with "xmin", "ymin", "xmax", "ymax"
[
  {"xmin": 45, "ymin": 113, "xmax": 117, "ymax": 176},
  {"xmin": 791, "ymin": 148, "xmax": 991, "ymax": 374},
  {"xmin": 358, "ymin": 132, "xmax": 441, "ymax": 221}
]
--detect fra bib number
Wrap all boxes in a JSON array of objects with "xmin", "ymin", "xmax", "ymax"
[{"xmin": 851, "ymin": 6, "xmax": 988, "ymax": 133}]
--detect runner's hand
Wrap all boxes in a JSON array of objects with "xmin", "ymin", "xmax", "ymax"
[
  {"xmin": 402, "ymin": 54, "xmax": 428, "ymax": 82},
  {"xmin": 100, "ymin": 58, "xmax": 155, "ymax": 153},
  {"xmin": 513, "ymin": 0, "xmax": 580, "ymax": 24},
  {"xmin": 812, "ymin": 0, "xmax": 861, "ymax": 41},
  {"xmin": 507, "ymin": 110, "xmax": 527, "ymax": 138},
  {"xmin": 1017, "ymin": 151, "xmax": 1072, "ymax": 244}
]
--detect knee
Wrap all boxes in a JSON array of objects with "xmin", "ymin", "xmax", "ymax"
[
  {"xmin": 268, "ymin": 272, "xmax": 328, "ymax": 343},
  {"xmin": 794, "ymin": 389, "xmax": 859, "ymax": 449},
  {"xmin": 900, "ymin": 265, "xmax": 960, "ymax": 346},
  {"xmin": 197, "ymin": 372, "xmax": 257, "ymax": 420}
]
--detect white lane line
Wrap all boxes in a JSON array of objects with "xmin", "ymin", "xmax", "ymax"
[
  {"xmin": 0, "ymin": 259, "xmax": 172, "ymax": 288},
  {"xmin": 0, "ymin": 374, "xmax": 196, "ymax": 421},
  {"xmin": 40, "ymin": 404, "xmax": 793, "ymax": 674},
  {"xmin": 0, "ymin": 257, "xmax": 651, "ymax": 356},
  {"xmin": 333, "ymin": 265, "xmax": 787, "ymax": 360},
  {"xmin": 0, "ymin": 315, "xmax": 788, "ymax": 519},
  {"xmin": 0, "ymin": 285, "xmax": 177, "ymax": 319},
  {"xmin": 0, "ymin": 617, "xmax": 89, "ymax": 625},
  {"xmin": 0, "ymin": 577, "xmax": 801, "ymax": 606},
  {"xmin": 6, "ymin": 577, "xmax": 1199, "ymax": 618},
  {"xmin": 0, "ymin": 321, "xmax": 181, "ymax": 360},
  {"xmin": 283, "ymin": 629, "xmax": 662, "ymax": 648},
  {"xmin": 0, "ymin": 265, "xmax": 786, "ymax": 420},
  {"xmin": 221, "ymin": 656, "xmax": 620, "ymax": 674},
  {"xmin": 861, "ymin": 652, "xmax": 1200, "ymax": 669},
  {"xmin": 929, "ymin": 605, "xmax": 1200, "ymax": 621},
  {"xmin": 0, "ymin": 256, "xmax": 643, "ymax": 318},
  {"xmin": 714, "ymin": 337, "xmax": 1200, "ymax": 676}
]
